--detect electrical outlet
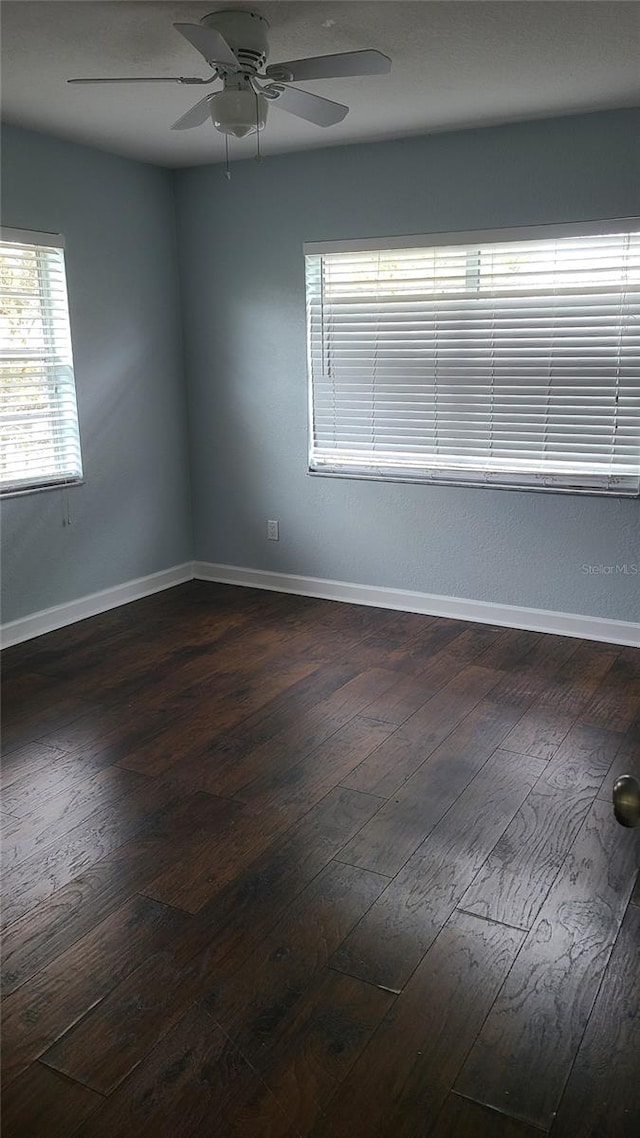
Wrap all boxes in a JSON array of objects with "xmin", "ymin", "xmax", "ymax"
[{"xmin": 267, "ymin": 519, "xmax": 279, "ymax": 541}]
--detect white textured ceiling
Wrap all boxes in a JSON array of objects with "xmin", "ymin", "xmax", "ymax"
[{"xmin": 2, "ymin": 1, "xmax": 639, "ymax": 167}]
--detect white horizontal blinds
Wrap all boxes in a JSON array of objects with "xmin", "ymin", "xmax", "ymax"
[
  {"xmin": 306, "ymin": 229, "xmax": 640, "ymax": 494},
  {"xmin": 0, "ymin": 232, "xmax": 83, "ymax": 493}
]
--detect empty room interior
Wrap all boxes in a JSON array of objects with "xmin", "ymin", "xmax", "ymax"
[{"xmin": 1, "ymin": 1, "xmax": 640, "ymax": 1136}]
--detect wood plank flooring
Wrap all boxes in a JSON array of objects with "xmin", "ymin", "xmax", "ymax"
[{"xmin": 1, "ymin": 580, "xmax": 639, "ymax": 1137}]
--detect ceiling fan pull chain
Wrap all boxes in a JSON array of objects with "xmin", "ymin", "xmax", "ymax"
[
  {"xmin": 224, "ymin": 133, "xmax": 231, "ymax": 180},
  {"xmin": 255, "ymin": 89, "xmax": 263, "ymax": 162}
]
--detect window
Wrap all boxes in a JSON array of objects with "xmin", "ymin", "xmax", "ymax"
[
  {"xmin": 305, "ymin": 222, "xmax": 640, "ymax": 496},
  {"xmin": 0, "ymin": 228, "xmax": 83, "ymax": 495}
]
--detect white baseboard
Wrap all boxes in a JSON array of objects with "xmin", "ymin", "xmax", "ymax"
[
  {"xmin": 1, "ymin": 563, "xmax": 193, "ymax": 648},
  {"xmin": 193, "ymin": 561, "xmax": 640, "ymax": 648},
  {"xmin": 3, "ymin": 559, "xmax": 638, "ymax": 650}
]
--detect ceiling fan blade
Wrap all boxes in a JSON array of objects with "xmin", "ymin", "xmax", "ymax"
[
  {"xmin": 68, "ymin": 76, "xmax": 203, "ymax": 84},
  {"xmin": 170, "ymin": 96, "xmax": 214, "ymax": 131},
  {"xmin": 173, "ymin": 23, "xmax": 238, "ymax": 69},
  {"xmin": 268, "ymin": 84, "xmax": 348, "ymax": 127},
  {"xmin": 265, "ymin": 50, "xmax": 391, "ymax": 82}
]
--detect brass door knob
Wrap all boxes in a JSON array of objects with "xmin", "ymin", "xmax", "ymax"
[{"xmin": 612, "ymin": 775, "xmax": 640, "ymax": 828}]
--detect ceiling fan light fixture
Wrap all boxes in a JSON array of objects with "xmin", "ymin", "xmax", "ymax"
[{"xmin": 209, "ymin": 88, "xmax": 267, "ymax": 137}]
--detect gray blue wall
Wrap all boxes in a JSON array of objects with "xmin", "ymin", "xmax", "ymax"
[
  {"xmin": 175, "ymin": 109, "xmax": 640, "ymax": 623},
  {"xmin": 1, "ymin": 126, "xmax": 192, "ymax": 623},
  {"xmin": 2, "ymin": 112, "xmax": 639, "ymax": 628}
]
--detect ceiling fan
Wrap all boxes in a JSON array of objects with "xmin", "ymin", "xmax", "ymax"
[{"xmin": 68, "ymin": 8, "xmax": 391, "ymax": 139}]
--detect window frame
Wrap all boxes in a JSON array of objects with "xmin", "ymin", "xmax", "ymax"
[
  {"xmin": 0, "ymin": 226, "xmax": 84, "ymax": 498},
  {"xmin": 304, "ymin": 217, "xmax": 640, "ymax": 498}
]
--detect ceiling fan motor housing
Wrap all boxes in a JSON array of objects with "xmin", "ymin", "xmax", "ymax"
[{"xmin": 201, "ymin": 9, "xmax": 270, "ymax": 72}]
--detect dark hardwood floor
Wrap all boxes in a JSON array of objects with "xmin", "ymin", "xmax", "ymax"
[{"xmin": 1, "ymin": 581, "xmax": 639, "ymax": 1137}]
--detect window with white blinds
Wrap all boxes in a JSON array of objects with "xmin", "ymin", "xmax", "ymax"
[
  {"xmin": 305, "ymin": 223, "xmax": 640, "ymax": 495},
  {"xmin": 1, "ymin": 228, "xmax": 83, "ymax": 495}
]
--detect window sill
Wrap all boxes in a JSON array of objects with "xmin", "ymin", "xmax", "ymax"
[
  {"xmin": 307, "ymin": 469, "xmax": 640, "ymax": 498},
  {"xmin": 1, "ymin": 479, "xmax": 86, "ymax": 501}
]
